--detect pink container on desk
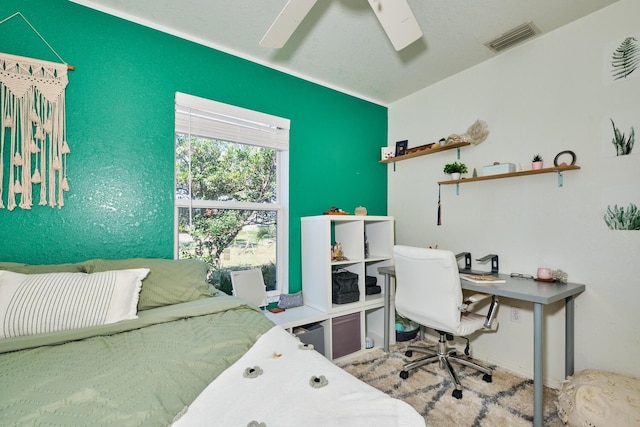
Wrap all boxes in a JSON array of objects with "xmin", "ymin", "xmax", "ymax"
[{"xmin": 537, "ymin": 268, "xmax": 552, "ymax": 280}]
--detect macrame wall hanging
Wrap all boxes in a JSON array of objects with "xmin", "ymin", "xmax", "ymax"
[{"xmin": 0, "ymin": 12, "xmax": 73, "ymax": 210}]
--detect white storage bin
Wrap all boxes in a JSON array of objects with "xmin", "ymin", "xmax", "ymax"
[{"xmin": 482, "ymin": 163, "xmax": 515, "ymax": 176}]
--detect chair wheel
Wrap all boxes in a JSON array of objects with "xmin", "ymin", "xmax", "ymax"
[
  {"xmin": 405, "ymin": 350, "xmax": 413, "ymax": 357},
  {"xmin": 452, "ymin": 389, "xmax": 462, "ymax": 399},
  {"xmin": 482, "ymin": 374, "xmax": 492, "ymax": 383},
  {"xmin": 400, "ymin": 370, "xmax": 409, "ymax": 379}
]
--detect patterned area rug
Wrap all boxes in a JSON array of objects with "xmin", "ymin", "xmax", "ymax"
[{"xmin": 336, "ymin": 338, "xmax": 564, "ymax": 427}]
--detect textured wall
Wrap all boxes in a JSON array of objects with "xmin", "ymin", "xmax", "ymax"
[
  {"xmin": 0, "ymin": 0, "xmax": 388, "ymax": 292},
  {"xmin": 388, "ymin": 0, "xmax": 640, "ymax": 384}
]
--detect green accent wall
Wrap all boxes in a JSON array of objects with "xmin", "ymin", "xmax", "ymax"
[{"xmin": 0, "ymin": 0, "xmax": 388, "ymax": 292}]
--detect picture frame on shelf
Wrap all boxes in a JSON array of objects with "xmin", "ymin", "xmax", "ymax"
[{"xmin": 395, "ymin": 140, "xmax": 408, "ymax": 157}]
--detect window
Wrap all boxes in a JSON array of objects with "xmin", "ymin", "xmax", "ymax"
[{"xmin": 174, "ymin": 92, "xmax": 289, "ymax": 300}]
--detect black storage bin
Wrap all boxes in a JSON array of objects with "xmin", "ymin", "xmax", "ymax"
[
  {"xmin": 365, "ymin": 275, "xmax": 381, "ymax": 295},
  {"xmin": 332, "ymin": 269, "xmax": 359, "ymax": 304}
]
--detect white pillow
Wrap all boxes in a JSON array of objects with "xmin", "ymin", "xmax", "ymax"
[{"xmin": 0, "ymin": 268, "xmax": 150, "ymax": 339}]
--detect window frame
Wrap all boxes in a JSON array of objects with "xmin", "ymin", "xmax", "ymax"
[{"xmin": 174, "ymin": 92, "xmax": 289, "ymax": 300}]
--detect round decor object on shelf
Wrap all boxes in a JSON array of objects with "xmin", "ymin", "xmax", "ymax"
[
  {"xmin": 355, "ymin": 206, "xmax": 367, "ymax": 216},
  {"xmin": 554, "ymin": 150, "xmax": 576, "ymax": 166}
]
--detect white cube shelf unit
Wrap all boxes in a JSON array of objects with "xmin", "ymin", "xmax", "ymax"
[{"xmin": 301, "ymin": 215, "xmax": 395, "ymax": 360}]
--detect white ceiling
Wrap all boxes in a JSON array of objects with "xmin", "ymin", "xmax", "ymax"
[{"xmin": 70, "ymin": 0, "xmax": 619, "ymax": 105}]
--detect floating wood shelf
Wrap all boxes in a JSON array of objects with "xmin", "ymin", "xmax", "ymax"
[
  {"xmin": 380, "ymin": 141, "xmax": 470, "ymax": 164},
  {"xmin": 438, "ymin": 164, "xmax": 581, "ymax": 185}
]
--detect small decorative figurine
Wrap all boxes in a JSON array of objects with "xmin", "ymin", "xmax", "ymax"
[{"xmin": 331, "ymin": 242, "xmax": 348, "ymax": 261}]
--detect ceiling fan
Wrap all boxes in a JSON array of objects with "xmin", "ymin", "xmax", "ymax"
[{"xmin": 260, "ymin": 0, "xmax": 423, "ymax": 51}]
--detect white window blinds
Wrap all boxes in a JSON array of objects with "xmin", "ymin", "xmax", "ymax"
[{"xmin": 175, "ymin": 92, "xmax": 289, "ymax": 149}]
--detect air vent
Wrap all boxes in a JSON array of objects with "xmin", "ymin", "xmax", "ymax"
[{"xmin": 485, "ymin": 22, "xmax": 540, "ymax": 53}]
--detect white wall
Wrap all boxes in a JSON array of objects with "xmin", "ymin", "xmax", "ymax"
[{"xmin": 387, "ymin": 0, "xmax": 640, "ymax": 387}]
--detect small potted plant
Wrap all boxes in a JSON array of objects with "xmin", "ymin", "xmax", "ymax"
[
  {"xmin": 443, "ymin": 161, "xmax": 468, "ymax": 180},
  {"xmin": 532, "ymin": 154, "xmax": 543, "ymax": 170}
]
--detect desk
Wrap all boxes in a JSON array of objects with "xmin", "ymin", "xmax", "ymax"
[{"xmin": 378, "ymin": 266, "xmax": 585, "ymax": 427}]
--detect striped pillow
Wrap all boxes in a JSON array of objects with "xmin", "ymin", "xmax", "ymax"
[{"xmin": 0, "ymin": 269, "xmax": 149, "ymax": 339}]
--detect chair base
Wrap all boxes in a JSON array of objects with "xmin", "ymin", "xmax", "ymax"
[{"xmin": 399, "ymin": 332, "xmax": 493, "ymax": 399}]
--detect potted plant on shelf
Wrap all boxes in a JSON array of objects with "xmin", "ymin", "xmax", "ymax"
[
  {"xmin": 532, "ymin": 154, "xmax": 543, "ymax": 170},
  {"xmin": 443, "ymin": 161, "xmax": 468, "ymax": 180}
]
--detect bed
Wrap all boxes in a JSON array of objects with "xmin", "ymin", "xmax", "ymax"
[{"xmin": 0, "ymin": 258, "xmax": 425, "ymax": 426}]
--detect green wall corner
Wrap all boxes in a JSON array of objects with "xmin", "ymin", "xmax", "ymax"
[{"xmin": 0, "ymin": 0, "xmax": 388, "ymax": 291}]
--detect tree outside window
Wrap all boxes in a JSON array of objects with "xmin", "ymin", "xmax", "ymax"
[{"xmin": 175, "ymin": 135, "xmax": 279, "ymax": 295}]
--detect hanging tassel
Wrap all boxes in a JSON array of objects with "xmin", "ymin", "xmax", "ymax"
[
  {"xmin": 34, "ymin": 125, "xmax": 44, "ymax": 140},
  {"xmin": 3, "ymin": 115, "xmax": 12, "ymax": 127},
  {"xmin": 32, "ymin": 169, "xmax": 42, "ymax": 184},
  {"xmin": 13, "ymin": 180, "xmax": 22, "ymax": 193},
  {"xmin": 29, "ymin": 108, "xmax": 39, "ymax": 122},
  {"xmin": 437, "ymin": 184, "xmax": 442, "ymax": 226},
  {"xmin": 13, "ymin": 153, "xmax": 22, "ymax": 165},
  {"xmin": 52, "ymin": 157, "xmax": 61, "ymax": 170},
  {"xmin": 43, "ymin": 119, "xmax": 53, "ymax": 134},
  {"xmin": 29, "ymin": 141, "xmax": 40, "ymax": 152},
  {"xmin": 60, "ymin": 141, "xmax": 70, "ymax": 154},
  {"xmin": 61, "ymin": 177, "xmax": 69, "ymax": 191}
]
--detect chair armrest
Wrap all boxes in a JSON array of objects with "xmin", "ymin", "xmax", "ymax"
[{"xmin": 460, "ymin": 293, "xmax": 499, "ymax": 330}]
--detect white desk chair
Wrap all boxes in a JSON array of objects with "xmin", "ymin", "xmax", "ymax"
[
  {"xmin": 393, "ymin": 245, "xmax": 499, "ymax": 399},
  {"xmin": 230, "ymin": 268, "xmax": 268, "ymax": 310}
]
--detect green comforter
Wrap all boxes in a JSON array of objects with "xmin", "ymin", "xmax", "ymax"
[{"xmin": 0, "ymin": 295, "xmax": 274, "ymax": 426}]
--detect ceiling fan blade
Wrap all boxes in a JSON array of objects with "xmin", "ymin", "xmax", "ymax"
[
  {"xmin": 367, "ymin": 0, "xmax": 423, "ymax": 51},
  {"xmin": 260, "ymin": 0, "xmax": 318, "ymax": 48}
]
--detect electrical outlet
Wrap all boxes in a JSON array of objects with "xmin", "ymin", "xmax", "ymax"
[{"xmin": 511, "ymin": 307, "xmax": 521, "ymax": 323}]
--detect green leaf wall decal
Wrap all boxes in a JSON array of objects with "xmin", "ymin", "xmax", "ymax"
[
  {"xmin": 604, "ymin": 203, "xmax": 640, "ymax": 230},
  {"xmin": 610, "ymin": 118, "xmax": 635, "ymax": 156},
  {"xmin": 611, "ymin": 37, "xmax": 639, "ymax": 80}
]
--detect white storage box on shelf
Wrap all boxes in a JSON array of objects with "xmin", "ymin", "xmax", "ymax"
[{"xmin": 483, "ymin": 162, "xmax": 516, "ymax": 176}]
